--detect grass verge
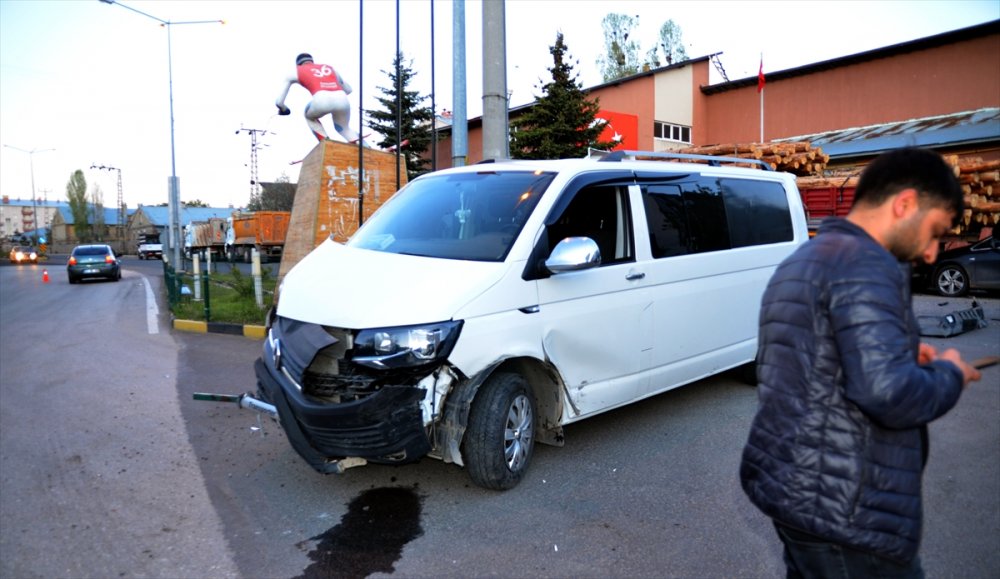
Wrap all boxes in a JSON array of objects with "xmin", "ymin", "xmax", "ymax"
[{"xmin": 171, "ymin": 264, "xmax": 276, "ymax": 325}]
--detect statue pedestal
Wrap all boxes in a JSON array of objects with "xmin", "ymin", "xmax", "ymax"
[{"xmin": 279, "ymin": 140, "xmax": 407, "ymax": 284}]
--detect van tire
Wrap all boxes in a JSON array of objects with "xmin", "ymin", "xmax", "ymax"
[{"xmin": 463, "ymin": 372, "xmax": 535, "ymax": 490}]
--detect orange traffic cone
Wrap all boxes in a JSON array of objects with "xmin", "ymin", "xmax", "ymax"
[{"xmin": 43, "ymin": 269, "xmax": 49, "ymax": 283}]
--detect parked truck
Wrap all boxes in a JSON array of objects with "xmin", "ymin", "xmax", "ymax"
[
  {"xmin": 225, "ymin": 211, "xmax": 290, "ymax": 263},
  {"xmin": 184, "ymin": 217, "xmax": 228, "ymax": 261},
  {"xmin": 137, "ymin": 232, "xmax": 163, "ymax": 260}
]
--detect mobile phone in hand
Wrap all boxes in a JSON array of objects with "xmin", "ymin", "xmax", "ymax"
[{"xmin": 971, "ymin": 356, "xmax": 1000, "ymax": 370}]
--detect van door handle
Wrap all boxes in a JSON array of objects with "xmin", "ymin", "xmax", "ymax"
[{"xmin": 625, "ymin": 271, "xmax": 645, "ymax": 281}]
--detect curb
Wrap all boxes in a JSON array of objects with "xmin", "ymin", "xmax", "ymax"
[{"xmin": 172, "ymin": 319, "xmax": 266, "ymax": 339}]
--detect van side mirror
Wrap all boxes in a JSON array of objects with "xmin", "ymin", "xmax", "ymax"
[{"xmin": 544, "ymin": 237, "xmax": 601, "ymax": 274}]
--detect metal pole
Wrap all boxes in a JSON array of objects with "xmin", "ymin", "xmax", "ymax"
[
  {"xmin": 431, "ymin": 0, "xmax": 436, "ymax": 171},
  {"xmin": 358, "ymin": 0, "xmax": 365, "ymax": 229},
  {"xmin": 395, "ymin": 0, "xmax": 402, "ymax": 189},
  {"xmin": 452, "ymin": 0, "xmax": 467, "ymax": 167},
  {"xmin": 4, "ymin": 145, "xmax": 53, "ymax": 245},
  {"xmin": 482, "ymin": 0, "xmax": 507, "ymax": 161},
  {"xmin": 99, "ymin": 0, "xmax": 221, "ymax": 272},
  {"xmin": 90, "ymin": 164, "xmax": 125, "ymax": 252}
]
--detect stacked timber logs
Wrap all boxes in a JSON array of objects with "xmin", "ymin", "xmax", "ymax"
[
  {"xmin": 949, "ymin": 156, "xmax": 1000, "ymax": 233},
  {"xmin": 795, "ymin": 171, "xmax": 859, "ymax": 191},
  {"xmin": 793, "ymin": 155, "xmax": 998, "ymax": 237},
  {"xmin": 678, "ymin": 141, "xmax": 830, "ymax": 176},
  {"xmin": 673, "ymin": 142, "xmax": 997, "ymax": 237}
]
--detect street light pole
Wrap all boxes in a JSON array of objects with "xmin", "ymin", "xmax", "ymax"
[
  {"xmin": 3, "ymin": 145, "xmax": 54, "ymax": 246},
  {"xmin": 98, "ymin": 0, "xmax": 222, "ymax": 270}
]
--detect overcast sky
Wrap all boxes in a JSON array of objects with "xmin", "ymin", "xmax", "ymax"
[{"xmin": 1, "ymin": 0, "xmax": 997, "ymax": 210}]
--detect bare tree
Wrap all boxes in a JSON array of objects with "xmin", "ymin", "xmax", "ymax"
[
  {"xmin": 653, "ymin": 20, "xmax": 687, "ymax": 66},
  {"xmin": 92, "ymin": 183, "xmax": 105, "ymax": 241},
  {"xmin": 597, "ymin": 13, "xmax": 641, "ymax": 82}
]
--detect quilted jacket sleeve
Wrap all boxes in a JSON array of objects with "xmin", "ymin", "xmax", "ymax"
[{"xmin": 829, "ymin": 246, "xmax": 964, "ymax": 429}]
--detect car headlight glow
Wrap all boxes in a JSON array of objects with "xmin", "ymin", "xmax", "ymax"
[{"xmin": 353, "ymin": 321, "xmax": 463, "ymax": 370}]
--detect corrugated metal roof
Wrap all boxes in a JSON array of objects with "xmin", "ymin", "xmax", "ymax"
[
  {"xmin": 136, "ymin": 206, "xmax": 234, "ymax": 227},
  {"xmin": 777, "ymin": 108, "xmax": 1000, "ymax": 159}
]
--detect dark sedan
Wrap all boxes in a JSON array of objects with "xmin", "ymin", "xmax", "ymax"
[
  {"xmin": 67, "ymin": 244, "xmax": 121, "ymax": 283},
  {"xmin": 919, "ymin": 236, "xmax": 1000, "ymax": 297}
]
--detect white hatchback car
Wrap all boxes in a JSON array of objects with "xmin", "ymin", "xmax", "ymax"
[{"xmin": 255, "ymin": 151, "xmax": 808, "ymax": 489}]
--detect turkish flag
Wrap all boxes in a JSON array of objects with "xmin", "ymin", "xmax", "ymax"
[
  {"xmin": 595, "ymin": 110, "xmax": 639, "ymax": 151},
  {"xmin": 757, "ymin": 58, "xmax": 765, "ymax": 93}
]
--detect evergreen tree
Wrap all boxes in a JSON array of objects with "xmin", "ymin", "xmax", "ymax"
[
  {"xmin": 66, "ymin": 169, "xmax": 90, "ymax": 242},
  {"xmin": 510, "ymin": 33, "xmax": 618, "ymax": 160},
  {"xmin": 368, "ymin": 52, "xmax": 435, "ymax": 179}
]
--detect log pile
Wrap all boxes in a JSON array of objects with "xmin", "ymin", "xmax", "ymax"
[
  {"xmin": 948, "ymin": 156, "xmax": 1000, "ymax": 234},
  {"xmin": 672, "ymin": 141, "xmax": 997, "ymax": 237},
  {"xmin": 793, "ymin": 155, "xmax": 998, "ymax": 238},
  {"xmin": 678, "ymin": 141, "xmax": 830, "ymax": 175}
]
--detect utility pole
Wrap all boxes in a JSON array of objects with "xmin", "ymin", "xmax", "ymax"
[
  {"xmin": 3, "ymin": 145, "xmax": 54, "ymax": 245},
  {"xmin": 91, "ymin": 164, "xmax": 126, "ymax": 253},
  {"xmin": 236, "ymin": 127, "xmax": 271, "ymax": 204}
]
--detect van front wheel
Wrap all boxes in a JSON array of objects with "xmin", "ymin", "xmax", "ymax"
[{"xmin": 464, "ymin": 372, "xmax": 535, "ymax": 490}]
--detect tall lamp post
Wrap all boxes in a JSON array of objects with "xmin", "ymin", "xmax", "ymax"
[
  {"xmin": 98, "ymin": 0, "xmax": 222, "ymax": 270},
  {"xmin": 3, "ymin": 145, "xmax": 54, "ymax": 246}
]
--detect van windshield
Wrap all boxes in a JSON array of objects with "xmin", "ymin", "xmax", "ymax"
[{"xmin": 348, "ymin": 170, "xmax": 555, "ymax": 261}]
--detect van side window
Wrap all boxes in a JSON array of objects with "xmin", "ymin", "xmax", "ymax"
[
  {"xmin": 547, "ymin": 185, "xmax": 633, "ymax": 265},
  {"xmin": 681, "ymin": 182, "xmax": 730, "ymax": 253},
  {"xmin": 720, "ymin": 179, "xmax": 793, "ymax": 247},
  {"xmin": 643, "ymin": 181, "xmax": 728, "ymax": 256},
  {"xmin": 643, "ymin": 177, "xmax": 793, "ymax": 258},
  {"xmin": 644, "ymin": 184, "xmax": 689, "ymax": 257}
]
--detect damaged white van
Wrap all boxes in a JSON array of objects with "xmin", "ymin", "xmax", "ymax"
[{"xmin": 253, "ymin": 151, "xmax": 808, "ymax": 490}]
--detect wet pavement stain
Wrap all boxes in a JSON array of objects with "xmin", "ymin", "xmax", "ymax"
[{"xmin": 295, "ymin": 486, "xmax": 424, "ymax": 579}]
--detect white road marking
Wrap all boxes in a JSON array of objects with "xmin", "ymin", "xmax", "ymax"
[{"xmin": 143, "ymin": 276, "xmax": 160, "ymax": 334}]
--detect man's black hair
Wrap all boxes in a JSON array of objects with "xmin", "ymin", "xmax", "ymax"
[{"xmin": 853, "ymin": 147, "xmax": 963, "ymax": 221}]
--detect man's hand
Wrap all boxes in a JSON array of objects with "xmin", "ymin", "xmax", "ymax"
[
  {"xmin": 277, "ymin": 104, "xmax": 291, "ymax": 116},
  {"xmin": 917, "ymin": 343, "xmax": 937, "ymax": 365},
  {"xmin": 939, "ymin": 348, "xmax": 982, "ymax": 386}
]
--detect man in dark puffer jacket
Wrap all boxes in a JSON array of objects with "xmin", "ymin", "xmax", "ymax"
[{"xmin": 740, "ymin": 148, "xmax": 982, "ymax": 578}]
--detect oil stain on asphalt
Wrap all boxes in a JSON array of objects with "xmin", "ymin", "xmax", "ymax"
[{"xmin": 296, "ymin": 486, "xmax": 424, "ymax": 579}]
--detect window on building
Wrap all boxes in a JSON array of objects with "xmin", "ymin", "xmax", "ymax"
[{"xmin": 653, "ymin": 121, "xmax": 691, "ymax": 144}]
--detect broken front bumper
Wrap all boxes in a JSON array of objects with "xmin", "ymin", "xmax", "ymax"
[{"xmin": 255, "ymin": 326, "xmax": 432, "ymax": 474}]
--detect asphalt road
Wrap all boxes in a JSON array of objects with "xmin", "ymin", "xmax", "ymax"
[{"xmin": 1, "ymin": 258, "xmax": 997, "ymax": 578}]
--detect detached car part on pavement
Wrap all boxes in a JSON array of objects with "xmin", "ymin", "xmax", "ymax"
[{"xmin": 198, "ymin": 151, "xmax": 809, "ymax": 490}]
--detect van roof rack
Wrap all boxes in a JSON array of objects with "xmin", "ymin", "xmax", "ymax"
[{"xmin": 598, "ymin": 150, "xmax": 773, "ymax": 171}]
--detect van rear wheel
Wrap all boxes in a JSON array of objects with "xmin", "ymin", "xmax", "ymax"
[{"xmin": 464, "ymin": 372, "xmax": 535, "ymax": 490}]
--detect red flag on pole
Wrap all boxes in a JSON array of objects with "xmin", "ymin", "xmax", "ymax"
[{"xmin": 757, "ymin": 57, "xmax": 766, "ymax": 93}]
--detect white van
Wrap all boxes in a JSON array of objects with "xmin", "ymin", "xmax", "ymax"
[{"xmin": 254, "ymin": 151, "xmax": 808, "ymax": 490}]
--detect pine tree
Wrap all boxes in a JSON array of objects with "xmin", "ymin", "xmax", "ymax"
[
  {"xmin": 511, "ymin": 33, "xmax": 618, "ymax": 160},
  {"xmin": 368, "ymin": 52, "xmax": 435, "ymax": 179}
]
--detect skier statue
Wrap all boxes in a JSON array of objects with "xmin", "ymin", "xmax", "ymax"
[{"xmin": 275, "ymin": 53, "xmax": 363, "ymax": 144}]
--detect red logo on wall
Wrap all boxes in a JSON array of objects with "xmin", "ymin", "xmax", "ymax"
[{"xmin": 595, "ymin": 110, "xmax": 639, "ymax": 151}]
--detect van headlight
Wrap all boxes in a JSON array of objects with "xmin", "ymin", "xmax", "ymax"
[{"xmin": 352, "ymin": 321, "xmax": 463, "ymax": 370}]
